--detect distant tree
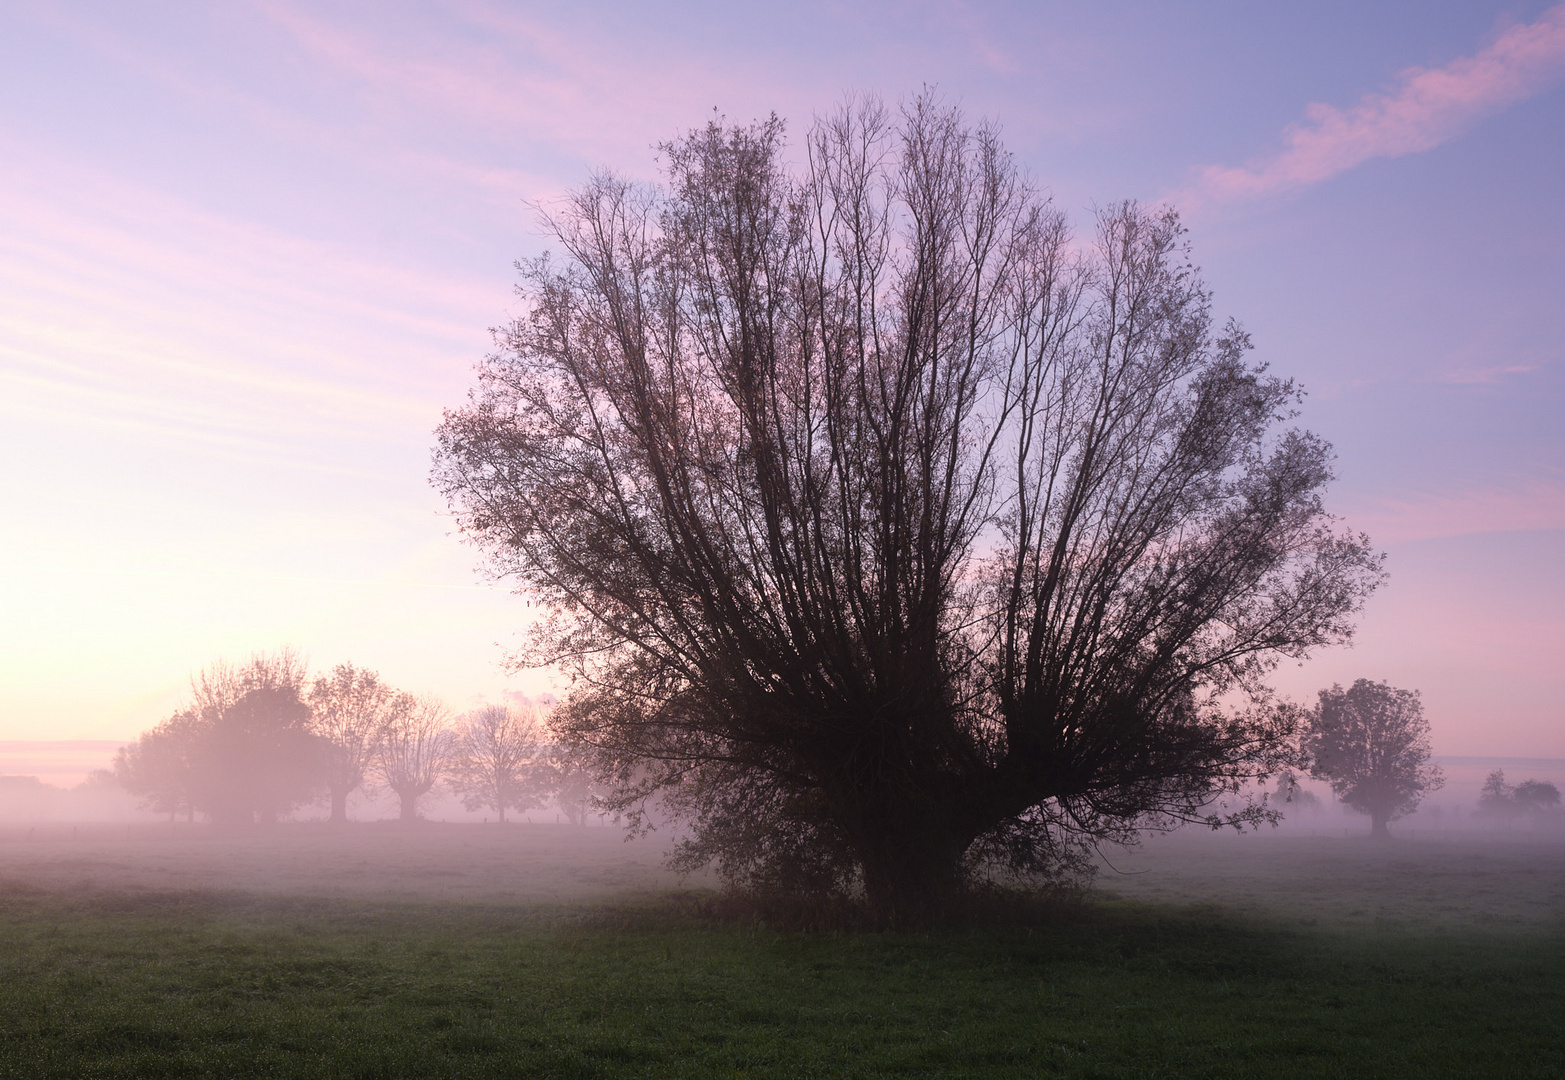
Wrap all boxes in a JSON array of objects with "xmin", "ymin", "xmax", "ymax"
[
  {"xmin": 116, "ymin": 651, "xmax": 324, "ymax": 826},
  {"xmin": 201, "ymin": 683, "xmax": 321, "ymax": 825},
  {"xmin": 449, "ymin": 703, "xmax": 545, "ymax": 823},
  {"xmin": 1306, "ymin": 680, "xmax": 1442, "ymax": 838},
  {"xmin": 113, "ymin": 711, "xmax": 199, "ymax": 820},
  {"xmin": 374, "ymin": 693, "xmax": 454, "ymax": 822},
  {"xmin": 1272, "ymin": 771, "xmax": 1321, "ymax": 813},
  {"xmin": 0, "ymin": 774, "xmax": 55, "ymax": 819},
  {"xmin": 1476, "ymin": 769, "xmax": 1518, "ymax": 824},
  {"xmin": 1477, "ymin": 771, "xmax": 1562, "ymax": 827},
  {"xmin": 432, "ymin": 96, "xmax": 1384, "ymax": 920},
  {"xmin": 1515, "ymin": 779, "xmax": 1562, "ymax": 823},
  {"xmin": 536, "ymin": 740, "xmax": 611, "ymax": 826},
  {"xmin": 309, "ymin": 663, "xmax": 396, "ymax": 822}
]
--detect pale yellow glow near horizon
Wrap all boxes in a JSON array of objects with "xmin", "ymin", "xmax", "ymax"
[
  {"xmin": 0, "ymin": 148, "xmax": 553, "ymax": 743},
  {"xmin": 1, "ymin": 4, "xmax": 1562, "ymax": 759}
]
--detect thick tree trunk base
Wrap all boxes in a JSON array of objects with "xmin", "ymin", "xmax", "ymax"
[{"xmin": 857, "ymin": 829, "xmax": 967, "ymax": 929}]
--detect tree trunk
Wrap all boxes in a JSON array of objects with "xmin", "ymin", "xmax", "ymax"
[
  {"xmin": 329, "ymin": 787, "xmax": 350, "ymax": 823},
  {"xmin": 1370, "ymin": 811, "xmax": 1390, "ymax": 839},
  {"xmin": 399, "ymin": 792, "xmax": 419, "ymax": 822},
  {"xmin": 853, "ymin": 816, "xmax": 969, "ymax": 927}
]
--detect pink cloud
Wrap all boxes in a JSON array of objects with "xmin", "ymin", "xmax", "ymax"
[
  {"xmin": 16, "ymin": 3, "xmax": 568, "ymax": 208},
  {"xmin": 251, "ymin": 0, "xmax": 795, "ymax": 172},
  {"xmin": 1190, "ymin": 3, "xmax": 1565, "ymax": 202},
  {"xmin": 0, "ymin": 136, "xmax": 503, "ymax": 463},
  {"xmin": 1437, "ymin": 362, "xmax": 1542, "ymax": 385},
  {"xmin": 1339, "ymin": 473, "xmax": 1565, "ymax": 545}
]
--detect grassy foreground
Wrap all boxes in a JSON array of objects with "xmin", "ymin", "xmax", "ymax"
[{"xmin": 0, "ymin": 888, "xmax": 1560, "ymax": 1078}]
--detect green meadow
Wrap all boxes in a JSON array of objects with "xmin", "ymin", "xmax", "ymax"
[{"xmin": 1, "ymin": 825, "xmax": 1560, "ymax": 1078}]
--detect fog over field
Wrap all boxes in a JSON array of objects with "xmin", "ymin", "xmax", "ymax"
[
  {"xmin": 7, "ymin": 739, "xmax": 1561, "ymax": 829},
  {"xmin": 0, "ymin": 818, "xmax": 1560, "ymax": 935},
  {"xmin": 3, "ymin": 740, "xmax": 1561, "ymax": 932},
  {"xmin": 0, "ymin": 823, "xmax": 700, "ymax": 906}
]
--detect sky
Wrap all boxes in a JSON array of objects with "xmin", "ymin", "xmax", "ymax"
[{"xmin": 1, "ymin": 1, "xmax": 1561, "ymax": 756}]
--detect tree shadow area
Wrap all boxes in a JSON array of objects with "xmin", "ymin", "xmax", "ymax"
[{"xmin": 0, "ymin": 888, "xmax": 1558, "ymax": 1078}]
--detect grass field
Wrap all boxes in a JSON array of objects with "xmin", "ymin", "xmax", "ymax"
[{"xmin": 1, "ymin": 824, "xmax": 1561, "ymax": 1078}]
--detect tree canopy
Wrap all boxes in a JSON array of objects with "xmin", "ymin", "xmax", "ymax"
[
  {"xmin": 117, "ymin": 650, "xmax": 323, "ymax": 826},
  {"xmin": 1306, "ymin": 679, "xmax": 1441, "ymax": 837},
  {"xmin": 433, "ymin": 95, "xmax": 1384, "ymax": 920},
  {"xmin": 309, "ymin": 663, "xmax": 397, "ymax": 822}
]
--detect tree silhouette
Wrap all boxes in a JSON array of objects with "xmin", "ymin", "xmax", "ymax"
[
  {"xmin": 374, "ymin": 693, "xmax": 454, "ymax": 822},
  {"xmin": 1306, "ymin": 679, "xmax": 1441, "ymax": 838},
  {"xmin": 115, "ymin": 651, "xmax": 323, "ymax": 826},
  {"xmin": 309, "ymin": 663, "xmax": 396, "ymax": 823},
  {"xmin": 1477, "ymin": 770, "xmax": 1562, "ymax": 826},
  {"xmin": 113, "ymin": 711, "xmax": 199, "ymax": 821},
  {"xmin": 434, "ymin": 95, "xmax": 1384, "ymax": 920},
  {"xmin": 448, "ymin": 703, "xmax": 545, "ymax": 823}
]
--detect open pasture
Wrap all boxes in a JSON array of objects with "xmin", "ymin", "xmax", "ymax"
[
  {"xmin": 1097, "ymin": 826, "xmax": 1565, "ymax": 930},
  {"xmin": 0, "ymin": 821, "xmax": 699, "ymax": 905},
  {"xmin": 0, "ymin": 825, "xmax": 1561, "ymax": 1078}
]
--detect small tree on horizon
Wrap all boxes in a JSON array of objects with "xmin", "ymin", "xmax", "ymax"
[
  {"xmin": 1272, "ymin": 771, "xmax": 1321, "ymax": 813},
  {"xmin": 1477, "ymin": 770, "xmax": 1563, "ymax": 827},
  {"xmin": 1306, "ymin": 679, "xmax": 1442, "ymax": 839},
  {"xmin": 309, "ymin": 663, "xmax": 396, "ymax": 823},
  {"xmin": 449, "ymin": 703, "xmax": 545, "ymax": 823},
  {"xmin": 114, "ymin": 650, "xmax": 324, "ymax": 826},
  {"xmin": 374, "ymin": 693, "xmax": 455, "ymax": 822}
]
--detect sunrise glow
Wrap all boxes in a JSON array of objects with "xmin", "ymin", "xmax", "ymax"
[{"xmin": 2, "ymin": 1, "xmax": 1561, "ymax": 764}]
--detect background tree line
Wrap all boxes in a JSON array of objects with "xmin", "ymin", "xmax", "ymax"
[
  {"xmin": 107, "ymin": 659, "xmax": 1498, "ymax": 839},
  {"xmin": 112, "ymin": 650, "xmax": 596, "ymax": 826},
  {"xmin": 1475, "ymin": 769, "xmax": 1562, "ymax": 827}
]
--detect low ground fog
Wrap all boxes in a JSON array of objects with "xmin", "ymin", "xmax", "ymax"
[{"xmin": 0, "ymin": 821, "xmax": 1560, "ymax": 932}]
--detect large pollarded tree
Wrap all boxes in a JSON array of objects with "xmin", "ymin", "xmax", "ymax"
[{"xmin": 433, "ymin": 95, "xmax": 1384, "ymax": 920}]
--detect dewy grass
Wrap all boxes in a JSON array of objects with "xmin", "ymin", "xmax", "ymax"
[{"xmin": 0, "ymin": 889, "xmax": 1560, "ymax": 1078}]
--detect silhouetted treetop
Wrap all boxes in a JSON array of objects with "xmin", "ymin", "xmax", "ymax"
[{"xmin": 433, "ymin": 93, "xmax": 1385, "ymax": 922}]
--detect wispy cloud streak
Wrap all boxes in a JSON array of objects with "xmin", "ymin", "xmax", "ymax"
[
  {"xmin": 0, "ymin": 138, "xmax": 494, "ymax": 464},
  {"xmin": 1341, "ymin": 472, "xmax": 1565, "ymax": 545},
  {"xmin": 1191, "ymin": 3, "xmax": 1565, "ymax": 202}
]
